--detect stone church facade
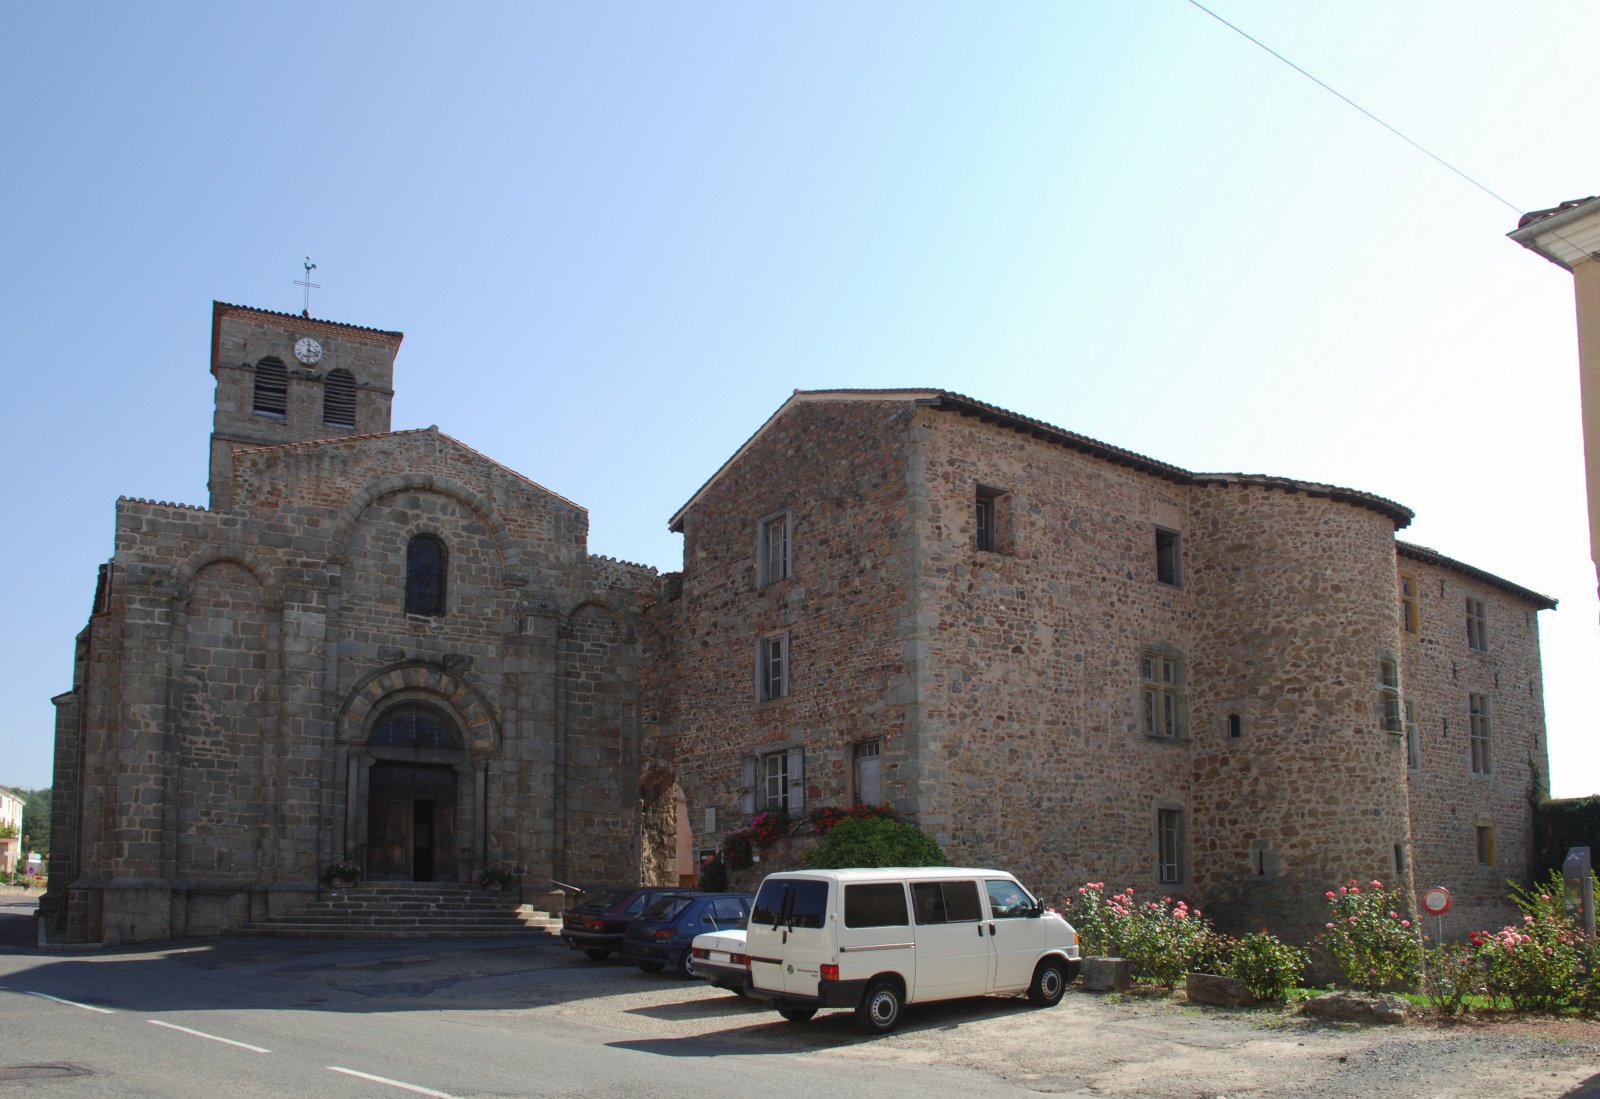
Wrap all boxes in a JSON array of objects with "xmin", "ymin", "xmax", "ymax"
[
  {"xmin": 46, "ymin": 306, "xmax": 1556, "ymax": 945},
  {"xmin": 46, "ymin": 303, "xmax": 663, "ymax": 943}
]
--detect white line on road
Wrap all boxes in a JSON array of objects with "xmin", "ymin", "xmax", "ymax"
[
  {"xmin": 328, "ymin": 1066, "xmax": 457, "ymax": 1098},
  {"xmin": 148, "ymin": 1019, "xmax": 271, "ymax": 1053},
  {"xmin": 22, "ymin": 991, "xmax": 115, "ymax": 1014}
]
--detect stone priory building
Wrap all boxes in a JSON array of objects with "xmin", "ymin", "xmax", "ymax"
[{"xmin": 47, "ymin": 304, "xmax": 1557, "ymax": 945}]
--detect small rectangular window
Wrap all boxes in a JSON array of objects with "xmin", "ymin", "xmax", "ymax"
[
  {"xmin": 1155, "ymin": 528, "xmax": 1182, "ymax": 587},
  {"xmin": 1469, "ymin": 693, "xmax": 1492, "ymax": 775},
  {"xmin": 757, "ymin": 511, "xmax": 791, "ymax": 587},
  {"xmin": 1476, "ymin": 825, "xmax": 1495, "ymax": 866},
  {"xmin": 1158, "ymin": 808, "xmax": 1184, "ymax": 884},
  {"xmin": 976, "ymin": 488, "xmax": 1000, "ymax": 552},
  {"xmin": 1142, "ymin": 650, "xmax": 1184, "ymax": 738},
  {"xmin": 1378, "ymin": 656, "xmax": 1402, "ymax": 733},
  {"xmin": 758, "ymin": 633, "xmax": 788, "ymax": 702},
  {"xmin": 854, "ymin": 739, "xmax": 882, "ymax": 804},
  {"xmin": 1399, "ymin": 572, "xmax": 1420, "ymax": 635},
  {"xmin": 762, "ymin": 750, "xmax": 789, "ymax": 809},
  {"xmin": 844, "ymin": 883, "xmax": 909, "ymax": 928},
  {"xmin": 1466, "ymin": 598, "xmax": 1489, "ymax": 652}
]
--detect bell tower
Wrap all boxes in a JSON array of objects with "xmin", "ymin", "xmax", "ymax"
[{"xmin": 206, "ymin": 301, "xmax": 404, "ymax": 510}]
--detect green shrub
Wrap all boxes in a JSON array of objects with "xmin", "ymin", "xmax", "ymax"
[
  {"xmin": 1319, "ymin": 878, "xmax": 1423, "ymax": 993},
  {"xmin": 1225, "ymin": 931, "xmax": 1307, "ymax": 1002},
  {"xmin": 1062, "ymin": 885, "xmax": 1220, "ymax": 987},
  {"xmin": 1472, "ymin": 874, "xmax": 1583, "ymax": 1012},
  {"xmin": 1421, "ymin": 942, "xmax": 1481, "ymax": 1016},
  {"xmin": 803, "ymin": 816, "xmax": 945, "ymax": 869}
]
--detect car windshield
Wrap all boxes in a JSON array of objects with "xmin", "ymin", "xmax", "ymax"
[
  {"xmin": 577, "ymin": 889, "xmax": 632, "ymax": 911},
  {"xmin": 639, "ymin": 896, "xmax": 694, "ymax": 921}
]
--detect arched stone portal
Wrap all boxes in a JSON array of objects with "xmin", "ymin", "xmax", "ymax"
[{"xmin": 364, "ymin": 702, "xmax": 466, "ymax": 882}]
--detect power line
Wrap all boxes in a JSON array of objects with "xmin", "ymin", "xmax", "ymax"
[{"xmin": 1184, "ymin": 0, "xmax": 1524, "ymax": 215}]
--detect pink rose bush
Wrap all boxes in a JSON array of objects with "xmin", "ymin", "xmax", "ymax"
[{"xmin": 1318, "ymin": 878, "xmax": 1423, "ymax": 993}]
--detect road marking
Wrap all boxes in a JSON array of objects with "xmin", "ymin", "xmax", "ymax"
[
  {"xmin": 148, "ymin": 1019, "xmax": 270, "ymax": 1053},
  {"xmin": 23, "ymin": 991, "xmax": 114, "ymax": 1014},
  {"xmin": 328, "ymin": 1066, "xmax": 457, "ymax": 1098}
]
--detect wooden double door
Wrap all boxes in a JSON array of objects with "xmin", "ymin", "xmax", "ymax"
[{"xmin": 367, "ymin": 762, "xmax": 457, "ymax": 882}]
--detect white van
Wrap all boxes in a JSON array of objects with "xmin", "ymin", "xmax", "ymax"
[{"xmin": 744, "ymin": 867, "xmax": 1080, "ymax": 1033}]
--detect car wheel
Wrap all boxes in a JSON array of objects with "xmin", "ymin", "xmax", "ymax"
[
  {"xmin": 857, "ymin": 980, "xmax": 903, "ymax": 1034},
  {"xmin": 584, "ymin": 948, "xmax": 610, "ymax": 961},
  {"xmin": 1028, "ymin": 957, "xmax": 1068, "ymax": 1007},
  {"xmin": 636, "ymin": 961, "xmax": 664, "ymax": 973},
  {"xmin": 778, "ymin": 1006, "xmax": 817, "ymax": 1023},
  {"xmin": 678, "ymin": 948, "xmax": 698, "ymax": 980}
]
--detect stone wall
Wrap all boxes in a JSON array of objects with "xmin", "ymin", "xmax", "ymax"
[
  {"xmin": 653, "ymin": 397, "xmax": 916, "ymax": 867},
  {"xmin": 1402, "ymin": 551, "xmax": 1549, "ymax": 935}
]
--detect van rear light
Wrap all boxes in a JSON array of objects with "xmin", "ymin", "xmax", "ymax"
[
  {"xmin": 731, "ymin": 952, "xmax": 750, "ymax": 967},
  {"xmin": 820, "ymin": 963, "xmax": 840, "ymax": 982}
]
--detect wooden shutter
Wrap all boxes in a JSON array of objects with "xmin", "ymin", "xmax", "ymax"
[{"xmin": 741, "ymin": 755, "xmax": 756, "ymax": 815}]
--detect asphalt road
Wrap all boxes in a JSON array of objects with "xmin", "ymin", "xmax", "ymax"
[{"xmin": 2, "ymin": 901, "xmax": 1598, "ymax": 1099}]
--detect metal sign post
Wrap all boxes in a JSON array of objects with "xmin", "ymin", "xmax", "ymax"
[{"xmin": 1421, "ymin": 885, "xmax": 1452, "ymax": 945}]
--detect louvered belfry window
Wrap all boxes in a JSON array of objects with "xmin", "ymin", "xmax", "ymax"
[
  {"xmin": 253, "ymin": 357, "xmax": 288, "ymax": 416},
  {"xmin": 323, "ymin": 368, "xmax": 356, "ymax": 427},
  {"xmin": 405, "ymin": 534, "xmax": 447, "ymax": 616}
]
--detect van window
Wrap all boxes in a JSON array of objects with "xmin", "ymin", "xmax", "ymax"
[
  {"xmin": 844, "ymin": 883, "xmax": 909, "ymax": 928},
  {"xmin": 911, "ymin": 880, "xmax": 982, "ymax": 924},
  {"xmin": 984, "ymin": 878, "xmax": 1035, "ymax": 918},
  {"xmin": 752, "ymin": 878, "xmax": 829, "ymax": 929}
]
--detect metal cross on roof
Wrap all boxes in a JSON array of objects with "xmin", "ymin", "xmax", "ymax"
[{"xmin": 294, "ymin": 256, "xmax": 321, "ymax": 317}]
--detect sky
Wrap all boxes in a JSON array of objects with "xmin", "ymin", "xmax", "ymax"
[{"xmin": 3, "ymin": 1, "xmax": 1597, "ymax": 798}]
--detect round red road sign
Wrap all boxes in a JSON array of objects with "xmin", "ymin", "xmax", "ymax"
[{"xmin": 1421, "ymin": 886, "xmax": 1452, "ymax": 915}]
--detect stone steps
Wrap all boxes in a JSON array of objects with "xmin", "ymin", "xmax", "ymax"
[{"xmin": 238, "ymin": 882, "xmax": 564, "ymax": 941}]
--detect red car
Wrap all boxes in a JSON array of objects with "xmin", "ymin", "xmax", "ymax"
[{"xmin": 560, "ymin": 887, "xmax": 701, "ymax": 960}]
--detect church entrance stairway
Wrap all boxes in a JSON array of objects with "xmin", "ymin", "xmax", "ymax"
[{"xmin": 237, "ymin": 882, "xmax": 562, "ymax": 940}]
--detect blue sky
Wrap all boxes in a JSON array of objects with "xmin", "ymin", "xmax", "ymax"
[{"xmin": 4, "ymin": 1, "xmax": 1598, "ymax": 797}]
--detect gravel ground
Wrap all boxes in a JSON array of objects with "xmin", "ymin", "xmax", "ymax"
[{"xmin": 200, "ymin": 937, "xmax": 1600, "ymax": 1099}]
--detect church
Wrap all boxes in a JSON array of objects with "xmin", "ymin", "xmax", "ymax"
[{"xmin": 46, "ymin": 302, "xmax": 1556, "ymax": 945}]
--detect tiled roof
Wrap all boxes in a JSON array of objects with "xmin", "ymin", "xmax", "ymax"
[
  {"xmin": 1396, "ymin": 541, "xmax": 1557, "ymax": 610},
  {"xmin": 669, "ymin": 389, "xmax": 1414, "ymax": 530},
  {"xmin": 212, "ymin": 301, "xmax": 404, "ymax": 342},
  {"xmin": 1516, "ymin": 195, "xmax": 1599, "ymax": 230}
]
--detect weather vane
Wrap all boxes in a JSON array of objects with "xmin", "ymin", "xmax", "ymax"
[{"xmin": 294, "ymin": 256, "xmax": 321, "ymax": 317}]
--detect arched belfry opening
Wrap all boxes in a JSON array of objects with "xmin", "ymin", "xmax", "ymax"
[{"xmin": 364, "ymin": 702, "xmax": 465, "ymax": 882}]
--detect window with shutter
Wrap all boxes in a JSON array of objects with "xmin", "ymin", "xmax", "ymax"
[{"xmin": 253, "ymin": 357, "xmax": 288, "ymax": 416}]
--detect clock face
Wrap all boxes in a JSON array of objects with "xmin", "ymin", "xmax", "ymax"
[{"xmin": 294, "ymin": 337, "xmax": 324, "ymax": 365}]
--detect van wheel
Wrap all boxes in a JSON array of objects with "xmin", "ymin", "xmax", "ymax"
[
  {"xmin": 1028, "ymin": 958, "xmax": 1068, "ymax": 1006},
  {"xmin": 857, "ymin": 980, "xmax": 903, "ymax": 1034},
  {"xmin": 778, "ymin": 1006, "xmax": 817, "ymax": 1023}
]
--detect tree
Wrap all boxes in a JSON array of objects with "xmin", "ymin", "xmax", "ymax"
[
  {"xmin": 21, "ymin": 789, "xmax": 50, "ymax": 856},
  {"xmin": 804, "ymin": 815, "xmax": 946, "ymax": 869}
]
